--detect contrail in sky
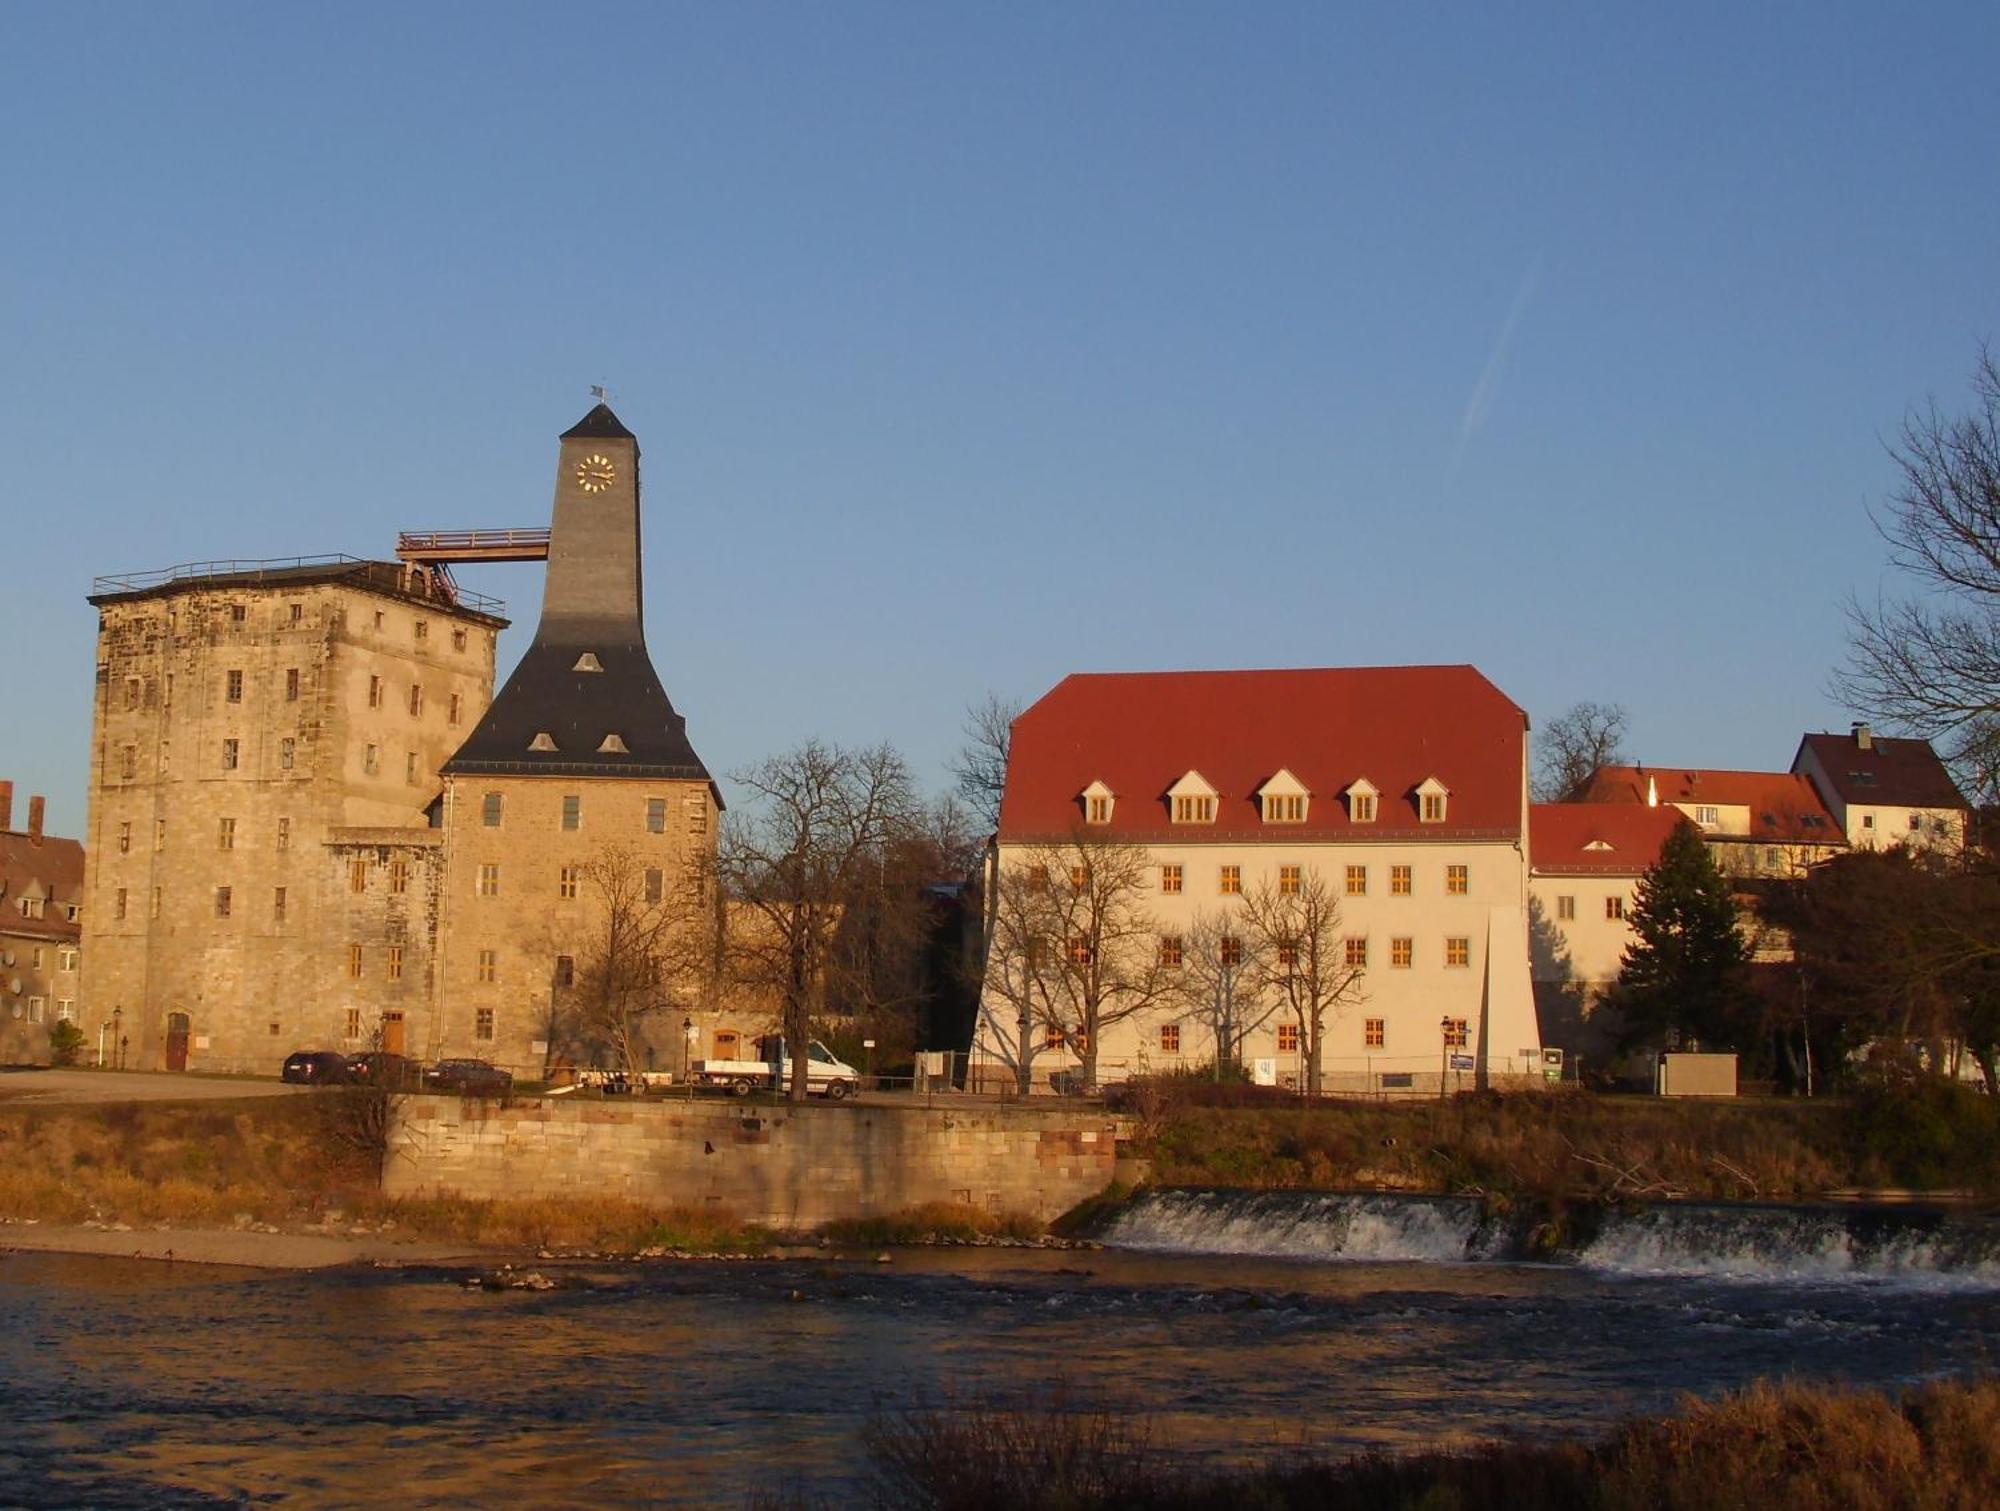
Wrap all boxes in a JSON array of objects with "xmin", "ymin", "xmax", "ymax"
[{"xmin": 1449, "ymin": 254, "xmax": 1542, "ymax": 484}]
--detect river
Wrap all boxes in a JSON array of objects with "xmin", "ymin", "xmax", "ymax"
[{"xmin": 3, "ymin": 1192, "xmax": 1998, "ymax": 1507}]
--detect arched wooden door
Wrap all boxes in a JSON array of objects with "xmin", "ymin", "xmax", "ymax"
[{"xmin": 165, "ymin": 1012, "xmax": 191, "ymax": 1072}]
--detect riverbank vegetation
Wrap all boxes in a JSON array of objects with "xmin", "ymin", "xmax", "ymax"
[
  {"xmin": 849, "ymin": 1375, "xmax": 2000, "ymax": 1509},
  {"xmin": 1127, "ymin": 1075, "xmax": 2000, "ymax": 1202}
]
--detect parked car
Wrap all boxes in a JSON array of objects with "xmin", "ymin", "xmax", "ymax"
[
  {"xmin": 424, "ymin": 1058, "xmax": 513, "ymax": 1096},
  {"xmin": 346, "ymin": 1051, "xmax": 419, "ymax": 1089},
  {"xmin": 281, "ymin": 1050, "xmax": 351, "ymax": 1085}
]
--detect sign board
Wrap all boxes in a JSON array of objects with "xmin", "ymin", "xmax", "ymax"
[
  {"xmin": 1251, "ymin": 1057, "xmax": 1277, "ymax": 1086},
  {"xmin": 1449, "ymin": 1053, "xmax": 1476, "ymax": 1071}
]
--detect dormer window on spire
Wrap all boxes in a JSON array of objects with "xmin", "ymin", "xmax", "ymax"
[
  {"xmin": 1257, "ymin": 768, "xmax": 1309, "ymax": 824},
  {"xmin": 1167, "ymin": 771, "xmax": 1218, "ymax": 825},
  {"xmin": 1080, "ymin": 779, "xmax": 1115, "ymax": 825}
]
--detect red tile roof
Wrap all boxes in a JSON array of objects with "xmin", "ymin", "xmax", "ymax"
[
  {"xmin": 998, "ymin": 666, "xmax": 1527, "ymax": 842},
  {"xmin": 1575, "ymin": 765, "xmax": 1842, "ymax": 845},
  {"xmin": 0, "ymin": 829, "xmax": 85, "ymax": 945},
  {"xmin": 1530, "ymin": 803, "xmax": 1687, "ymax": 876},
  {"xmin": 1795, "ymin": 733, "xmax": 1967, "ymax": 811}
]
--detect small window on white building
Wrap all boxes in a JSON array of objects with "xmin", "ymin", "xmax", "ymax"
[
  {"xmin": 1695, "ymin": 805, "xmax": 1720, "ymax": 828},
  {"xmin": 528, "ymin": 732, "xmax": 558, "ymax": 753},
  {"xmin": 1415, "ymin": 777, "xmax": 1449, "ymax": 824},
  {"xmin": 1080, "ymin": 780, "xmax": 1115, "ymax": 825},
  {"xmin": 573, "ymin": 652, "xmax": 604, "ymax": 673},
  {"xmin": 1257, "ymin": 769, "xmax": 1309, "ymax": 824},
  {"xmin": 597, "ymin": 733, "xmax": 629, "ymax": 754},
  {"xmin": 1346, "ymin": 779, "xmax": 1379, "ymax": 823},
  {"xmin": 1167, "ymin": 771, "xmax": 1218, "ymax": 825}
]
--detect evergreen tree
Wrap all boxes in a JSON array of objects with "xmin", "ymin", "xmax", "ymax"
[{"xmin": 1612, "ymin": 820, "xmax": 1751, "ymax": 1050}]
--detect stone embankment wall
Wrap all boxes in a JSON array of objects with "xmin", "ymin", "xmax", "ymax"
[{"xmin": 385, "ymin": 1095, "xmax": 1123, "ymax": 1228}]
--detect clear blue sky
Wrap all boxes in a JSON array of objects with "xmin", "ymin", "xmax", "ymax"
[{"xmin": 5, "ymin": 3, "xmax": 1997, "ymax": 835}]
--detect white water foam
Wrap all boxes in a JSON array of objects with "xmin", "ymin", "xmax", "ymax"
[
  {"xmin": 1575, "ymin": 1207, "xmax": 2000, "ymax": 1289},
  {"xmin": 1100, "ymin": 1190, "xmax": 1484, "ymax": 1263}
]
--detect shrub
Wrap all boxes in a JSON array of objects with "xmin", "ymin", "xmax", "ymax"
[
  {"xmin": 1844, "ymin": 1076, "xmax": 2000, "ymax": 1191},
  {"xmin": 47, "ymin": 1021, "xmax": 85, "ymax": 1067}
]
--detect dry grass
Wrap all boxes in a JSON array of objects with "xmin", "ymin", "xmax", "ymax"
[
  {"xmin": 856, "ymin": 1376, "xmax": 2000, "ymax": 1510},
  {"xmin": 818, "ymin": 1201, "xmax": 1045, "ymax": 1246}
]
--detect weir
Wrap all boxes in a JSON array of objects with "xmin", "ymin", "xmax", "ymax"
[{"xmin": 1099, "ymin": 1187, "xmax": 2000, "ymax": 1284}]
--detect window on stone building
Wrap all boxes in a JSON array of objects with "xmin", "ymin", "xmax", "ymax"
[
  {"xmin": 1160, "ymin": 864, "xmax": 1182, "ymax": 894},
  {"xmin": 368, "ymin": 675, "xmax": 383, "ymax": 709},
  {"xmin": 1219, "ymin": 865, "xmax": 1241, "ymax": 896},
  {"xmin": 1391, "ymin": 937, "xmax": 1412, "ymax": 968},
  {"xmin": 276, "ymin": 818, "xmax": 290, "ymax": 851},
  {"xmin": 389, "ymin": 860, "xmax": 408, "ymax": 895},
  {"xmin": 387, "ymin": 945, "xmax": 403, "ymax": 981},
  {"xmin": 268, "ymin": 1021, "xmax": 281, "ymax": 1037},
  {"xmin": 27, "ymin": 997, "xmax": 44, "ymax": 1024},
  {"xmin": 149, "ymin": 887, "xmax": 160, "ymax": 919},
  {"xmin": 273, "ymin": 887, "xmax": 286, "ymax": 922},
  {"xmin": 448, "ymin": 693, "xmax": 461, "ymax": 726},
  {"xmin": 1345, "ymin": 936, "xmax": 1368, "ymax": 968},
  {"xmin": 163, "ymin": 674, "xmax": 173, "ymax": 708},
  {"xmin": 405, "ymin": 752, "xmax": 418, "ymax": 785},
  {"xmin": 289, "ymin": 602, "xmax": 303, "ymax": 623},
  {"xmin": 228, "ymin": 605, "xmax": 246, "ymax": 624},
  {"xmin": 1446, "ymin": 865, "xmax": 1469, "ymax": 896},
  {"xmin": 280, "ymin": 738, "xmax": 295, "ymax": 771},
  {"xmin": 1277, "ymin": 1023, "xmax": 1299, "ymax": 1053},
  {"xmin": 124, "ymin": 677, "xmax": 140, "ymax": 710},
  {"xmin": 644, "ymin": 867, "xmax": 663, "ymax": 904},
  {"xmin": 1557, "ymin": 895, "xmax": 1575, "ymax": 920},
  {"xmin": 1219, "ymin": 935, "xmax": 1243, "ymax": 967},
  {"xmin": 1087, "ymin": 794, "xmax": 1112, "ymax": 824},
  {"xmin": 477, "ymin": 864, "xmax": 499, "ymax": 897},
  {"xmin": 1066, "ymin": 936, "xmax": 1093, "ymax": 966},
  {"xmin": 58, "ymin": 947, "xmax": 77, "ymax": 973},
  {"xmin": 414, "ymin": 620, "xmax": 429, "ymax": 642},
  {"xmin": 1422, "ymin": 791, "xmax": 1448, "ymax": 823},
  {"xmin": 286, "ymin": 668, "xmax": 299, "ymax": 701},
  {"xmin": 482, "ymin": 792, "xmax": 503, "ymax": 827},
  {"xmin": 1695, "ymin": 805, "xmax": 1719, "ymax": 827},
  {"xmin": 349, "ymin": 858, "xmax": 368, "ymax": 893},
  {"xmin": 154, "ymin": 819, "xmax": 165, "ymax": 852},
  {"xmin": 121, "ymin": 745, "xmax": 137, "ymax": 780},
  {"xmin": 218, "ymin": 818, "xmax": 235, "ymax": 851},
  {"xmin": 1365, "ymin": 1017, "xmax": 1385, "ymax": 1048},
  {"xmin": 226, "ymin": 669, "xmax": 243, "ymax": 703},
  {"xmin": 1606, "ymin": 895, "xmax": 1625, "ymax": 920},
  {"xmin": 1391, "ymin": 865, "xmax": 1412, "ymax": 896},
  {"xmin": 1158, "ymin": 935, "xmax": 1183, "ymax": 967},
  {"xmin": 477, "ymin": 949, "xmax": 496, "ymax": 983},
  {"xmin": 559, "ymin": 866, "xmax": 581, "ymax": 900},
  {"xmin": 1265, "ymin": 793, "xmax": 1306, "ymax": 823},
  {"xmin": 345, "ymin": 1008, "xmax": 361, "ymax": 1041},
  {"xmin": 346, "ymin": 944, "xmax": 362, "ymax": 979},
  {"xmin": 475, "ymin": 1008, "xmax": 494, "ymax": 1041},
  {"xmin": 215, "ymin": 887, "xmax": 232, "ymax": 919},
  {"xmin": 373, "ymin": 610, "xmax": 384, "ymax": 630},
  {"xmin": 114, "ymin": 888, "xmax": 127, "ymax": 921},
  {"xmin": 118, "ymin": 821, "xmax": 131, "ymax": 854},
  {"xmin": 1173, "ymin": 794, "xmax": 1216, "ymax": 824},
  {"xmin": 1161, "ymin": 1023, "xmax": 1181, "ymax": 1053},
  {"xmin": 647, "ymin": 797, "xmax": 667, "ymax": 833},
  {"xmin": 1351, "ymin": 792, "xmax": 1378, "ymax": 823},
  {"xmin": 1280, "ymin": 864, "xmax": 1303, "ymax": 896},
  {"xmin": 1345, "ymin": 865, "xmax": 1366, "ymax": 897},
  {"xmin": 554, "ymin": 955, "xmax": 574, "ymax": 988},
  {"xmin": 1445, "ymin": 937, "xmax": 1470, "ymax": 968},
  {"xmin": 56, "ymin": 1000, "xmax": 74, "ymax": 1022},
  {"xmin": 409, "ymin": 685, "xmax": 423, "ymax": 717},
  {"xmin": 686, "ymin": 793, "xmax": 707, "ymax": 834},
  {"xmin": 452, "ymin": 627, "xmax": 467, "ymax": 652},
  {"xmin": 1444, "ymin": 1018, "xmax": 1469, "ymax": 1048},
  {"xmin": 562, "ymin": 795, "xmax": 581, "ymax": 831},
  {"xmin": 363, "ymin": 744, "xmax": 379, "ymax": 776}
]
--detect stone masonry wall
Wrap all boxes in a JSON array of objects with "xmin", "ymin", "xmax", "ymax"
[{"xmin": 386, "ymin": 1095, "xmax": 1122, "ymax": 1228}]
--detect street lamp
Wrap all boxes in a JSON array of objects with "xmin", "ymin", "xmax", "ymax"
[
  {"xmin": 681, "ymin": 1016, "xmax": 696, "ymax": 1088},
  {"xmin": 1439, "ymin": 1015, "xmax": 1453, "ymax": 1103},
  {"xmin": 112, "ymin": 1007, "xmax": 123, "ymax": 1071}
]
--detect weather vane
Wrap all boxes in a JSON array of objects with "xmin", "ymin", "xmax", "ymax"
[{"xmin": 590, "ymin": 384, "xmax": 608, "ymax": 405}]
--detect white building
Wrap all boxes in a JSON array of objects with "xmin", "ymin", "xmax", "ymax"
[
  {"xmin": 970, "ymin": 666, "xmax": 1544, "ymax": 1095},
  {"xmin": 1792, "ymin": 726, "xmax": 1969, "ymax": 855}
]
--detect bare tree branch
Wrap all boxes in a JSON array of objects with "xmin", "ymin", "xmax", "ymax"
[
  {"xmin": 951, "ymin": 694, "xmax": 1021, "ymax": 832},
  {"xmin": 1534, "ymin": 701, "xmax": 1629, "ymax": 802}
]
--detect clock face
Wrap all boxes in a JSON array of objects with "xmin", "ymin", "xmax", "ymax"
[{"xmin": 575, "ymin": 454, "xmax": 618, "ymax": 493}]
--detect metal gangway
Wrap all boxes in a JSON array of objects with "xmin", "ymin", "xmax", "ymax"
[{"xmin": 395, "ymin": 528, "xmax": 551, "ymax": 606}]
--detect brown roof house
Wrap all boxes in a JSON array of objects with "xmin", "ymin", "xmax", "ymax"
[
  {"xmin": 1793, "ymin": 725, "xmax": 1969, "ymax": 855},
  {"xmin": 0, "ymin": 783, "xmax": 85, "ymax": 1065}
]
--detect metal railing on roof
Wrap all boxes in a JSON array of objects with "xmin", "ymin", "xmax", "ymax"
[{"xmin": 89, "ymin": 554, "xmax": 506, "ymax": 616}]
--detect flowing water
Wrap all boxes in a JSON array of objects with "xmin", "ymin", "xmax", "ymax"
[{"xmin": 4, "ymin": 1192, "xmax": 1999, "ymax": 1507}]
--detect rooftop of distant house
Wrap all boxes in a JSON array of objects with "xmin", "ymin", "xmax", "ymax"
[
  {"xmin": 1529, "ymin": 802, "xmax": 1688, "ymax": 876},
  {"xmin": 0, "ymin": 785, "xmax": 83, "ymax": 945},
  {"xmin": 1575, "ymin": 764, "xmax": 1842, "ymax": 845},
  {"xmin": 1795, "ymin": 728, "xmax": 1968, "ymax": 811}
]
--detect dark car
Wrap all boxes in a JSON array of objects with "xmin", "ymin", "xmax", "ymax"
[
  {"xmin": 346, "ymin": 1051, "xmax": 419, "ymax": 1089},
  {"xmin": 281, "ymin": 1050, "xmax": 351, "ymax": 1085},
  {"xmin": 424, "ymin": 1058, "xmax": 513, "ymax": 1097}
]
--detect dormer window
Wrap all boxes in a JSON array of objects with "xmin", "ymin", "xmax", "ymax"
[
  {"xmin": 598, "ymin": 733, "xmax": 629, "ymax": 754},
  {"xmin": 1168, "ymin": 771, "xmax": 1218, "ymax": 825},
  {"xmin": 1345, "ymin": 778, "xmax": 1379, "ymax": 824},
  {"xmin": 1416, "ymin": 776, "xmax": 1449, "ymax": 824},
  {"xmin": 573, "ymin": 653, "xmax": 604, "ymax": 673},
  {"xmin": 529, "ymin": 732, "xmax": 559, "ymax": 753},
  {"xmin": 1080, "ymin": 779, "xmax": 1115, "ymax": 825},
  {"xmin": 1257, "ymin": 769, "xmax": 1309, "ymax": 825}
]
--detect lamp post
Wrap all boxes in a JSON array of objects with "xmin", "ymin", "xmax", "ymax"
[
  {"xmin": 862, "ymin": 1037, "xmax": 876, "ymax": 1092},
  {"xmin": 1439, "ymin": 1015, "xmax": 1452, "ymax": 1103},
  {"xmin": 112, "ymin": 1007, "xmax": 123, "ymax": 1071},
  {"xmin": 681, "ymin": 1016, "xmax": 696, "ymax": 1096}
]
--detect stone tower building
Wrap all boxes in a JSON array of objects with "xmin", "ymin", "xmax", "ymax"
[
  {"xmin": 79, "ymin": 561, "xmax": 505, "ymax": 1071},
  {"xmin": 436, "ymin": 404, "xmax": 722, "ymax": 1075}
]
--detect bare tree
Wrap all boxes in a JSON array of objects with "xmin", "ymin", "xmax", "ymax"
[
  {"xmin": 1171, "ymin": 908, "xmax": 1281, "ymax": 1078},
  {"xmin": 979, "ymin": 832, "xmax": 1173, "ymax": 1089},
  {"xmin": 566, "ymin": 844, "xmax": 717, "ymax": 1074},
  {"xmin": 1236, "ymin": 868, "xmax": 1365, "ymax": 1092},
  {"xmin": 951, "ymin": 694, "xmax": 1021, "ymax": 832},
  {"xmin": 719, "ymin": 741, "xmax": 922, "ymax": 1101},
  {"xmin": 1835, "ymin": 347, "xmax": 2000, "ymax": 803},
  {"xmin": 1534, "ymin": 700, "xmax": 1630, "ymax": 802}
]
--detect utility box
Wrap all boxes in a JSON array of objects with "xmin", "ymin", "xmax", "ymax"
[{"xmin": 1658, "ymin": 1052, "xmax": 1738, "ymax": 1098}]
